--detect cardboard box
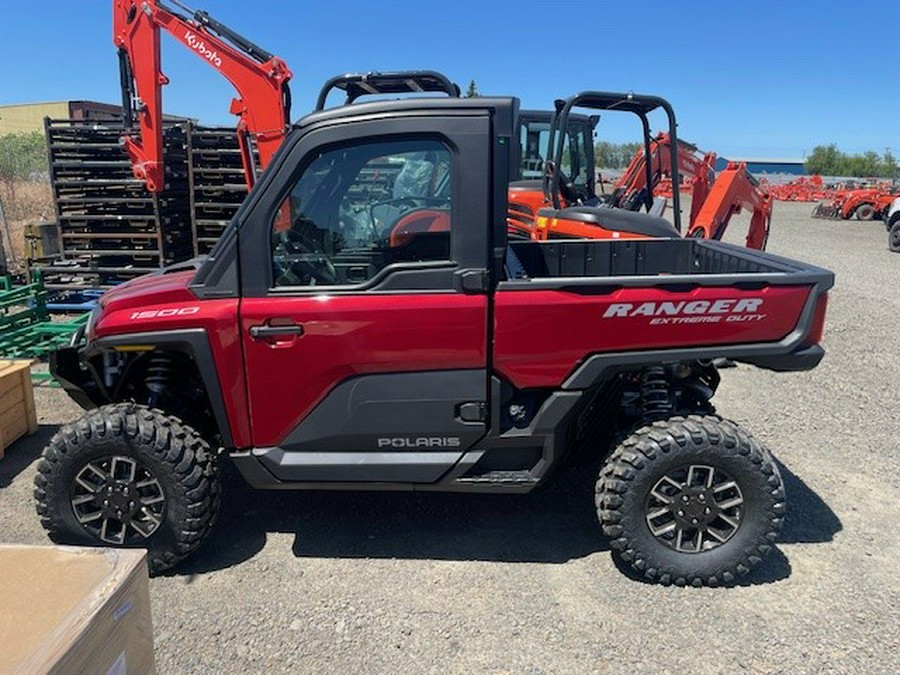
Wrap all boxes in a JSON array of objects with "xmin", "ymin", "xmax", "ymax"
[
  {"xmin": 0, "ymin": 360, "xmax": 38, "ymax": 460},
  {"xmin": 0, "ymin": 545, "xmax": 155, "ymax": 674}
]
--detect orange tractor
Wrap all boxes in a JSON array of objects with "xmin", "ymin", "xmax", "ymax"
[{"xmin": 812, "ymin": 187, "xmax": 898, "ymax": 220}]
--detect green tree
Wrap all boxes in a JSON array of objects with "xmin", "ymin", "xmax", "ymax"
[
  {"xmin": 805, "ymin": 144, "xmax": 899, "ymax": 178},
  {"xmin": 465, "ymin": 80, "xmax": 479, "ymax": 98},
  {"xmin": 0, "ymin": 131, "xmax": 48, "ymax": 181},
  {"xmin": 594, "ymin": 141, "xmax": 642, "ymax": 169},
  {"xmin": 805, "ymin": 144, "xmax": 842, "ymax": 175},
  {"xmin": 882, "ymin": 150, "xmax": 897, "ymax": 180}
]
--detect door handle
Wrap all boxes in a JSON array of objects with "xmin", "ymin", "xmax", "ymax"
[{"xmin": 249, "ymin": 323, "xmax": 304, "ymax": 339}]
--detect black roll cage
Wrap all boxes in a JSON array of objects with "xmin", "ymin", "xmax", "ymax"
[
  {"xmin": 544, "ymin": 92, "xmax": 682, "ymax": 232},
  {"xmin": 316, "ymin": 71, "xmax": 461, "ymax": 111}
]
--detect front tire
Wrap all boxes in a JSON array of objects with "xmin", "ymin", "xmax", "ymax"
[
  {"xmin": 889, "ymin": 221, "xmax": 900, "ymax": 253},
  {"xmin": 855, "ymin": 203, "xmax": 875, "ymax": 220},
  {"xmin": 596, "ymin": 415, "xmax": 784, "ymax": 586},
  {"xmin": 34, "ymin": 403, "xmax": 220, "ymax": 574}
]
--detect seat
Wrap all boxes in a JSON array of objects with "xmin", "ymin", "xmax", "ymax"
[
  {"xmin": 389, "ymin": 209, "xmax": 451, "ymax": 247},
  {"xmin": 536, "ymin": 205, "xmax": 679, "ymax": 238}
]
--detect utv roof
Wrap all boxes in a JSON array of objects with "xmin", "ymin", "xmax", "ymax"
[
  {"xmin": 295, "ymin": 96, "xmax": 519, "ymax": 130},
  {"xmin": 316, "ymin": 71, "xmax": 461, "ymax": 110}
]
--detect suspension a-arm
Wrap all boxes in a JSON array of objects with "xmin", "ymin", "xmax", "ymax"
[
  {"xmin": 690, "ymin": 162, "xmax": 773, "ymax": 250},
  {"xmin": 113, "ymin": 0, "xmax": 292, "ymax": 192}
]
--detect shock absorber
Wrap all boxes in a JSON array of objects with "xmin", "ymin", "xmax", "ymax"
[
  {"xmin": 145, "ymin": 352, "xmax": 176, "ymax": 408},
  {"xmin": 640, "ymin": 366, "xmax": 673, "ymax": 419}
]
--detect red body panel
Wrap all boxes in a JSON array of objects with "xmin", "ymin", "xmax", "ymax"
[
  {"xmin": 94, "ymin": 271, "xmax": 251, "ymax": 447},
  {"xmin": 240, "ymin": 294, "xmax": 487, "ymax": 447},
  {"xmin": 493, "ymin": 285, "xmax": 811, "ymax": 389},
  {"xmin": 90, "ymin": 268, "xmax": 821, "ymax": 447}
]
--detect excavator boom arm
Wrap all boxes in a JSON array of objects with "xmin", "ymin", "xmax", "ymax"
[
  {"xmin": 113, "ymin": 0, "xmax": 292, "ymax": 192},
  {"xmin": 613, "ymin": 132, "xmax": 715, "ymax": 226}
]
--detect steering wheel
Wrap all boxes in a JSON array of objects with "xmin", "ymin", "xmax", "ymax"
[{"xmin": 275, "ymin": 228, "xmax": 339, "ymax": 285}]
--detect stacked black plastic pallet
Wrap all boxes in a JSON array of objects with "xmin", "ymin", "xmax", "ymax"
[
  {"xmin": 40, "ymin": 119, "xmax": 193, "ymax": 290},
  {"xmin": 187, "ymin": 126, "xmax": 252, "ymax": 255}
]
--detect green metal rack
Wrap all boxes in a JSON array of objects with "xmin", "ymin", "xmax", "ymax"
[{"xmin": 0, "ymin": 273, "xmax": 89, "ymax": 384}]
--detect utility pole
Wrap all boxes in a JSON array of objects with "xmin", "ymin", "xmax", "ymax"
[
  {"xmin": 0, "ymin": 197, "xmax": 8, "ymax": 276},
  {"xmin": 886, "ymin": 147, "xmax": 896, "ymax": 187}
]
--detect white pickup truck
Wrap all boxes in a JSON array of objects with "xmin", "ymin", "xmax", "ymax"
[{"xmin": 886, "ymin": 197, "xmax": 900, "ymax": 252}]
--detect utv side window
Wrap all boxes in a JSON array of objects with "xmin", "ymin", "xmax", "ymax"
[{"xmin": 271, "ymin": 138, "xmax": 453, "ymax": 288}]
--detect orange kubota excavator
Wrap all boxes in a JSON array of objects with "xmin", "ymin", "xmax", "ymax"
[
  {"xmin": 608, "ymin": 132, "xmax": 717, "ymax": 229},
  {"xmin": 521, "ymin": 95, "xmax": 772, "ymax": 250},
  {"xmin": 113, "ymin": 0, "xmax": 292, "ymax": 192},
  {"xmin": 529, "ymin": 93, "xmax": 773, "ymax": 250},
  {"xmin": 113, "ymin": 1, "xmax": 770, "ymax": 251}
]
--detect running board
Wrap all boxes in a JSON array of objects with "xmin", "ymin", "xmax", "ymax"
[{"xmin": 454, "ymin": 470, "xmax": 539, "ymax": 486}]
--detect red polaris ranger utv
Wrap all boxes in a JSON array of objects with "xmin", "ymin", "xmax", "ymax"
[{"xmin": 37, "ymin": 90, "xmax": 833, "ymax": 586}]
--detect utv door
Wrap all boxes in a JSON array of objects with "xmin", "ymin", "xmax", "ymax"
[{"xmin": 238, "ymin": 113, "xmax": 493, "ymax": 483}]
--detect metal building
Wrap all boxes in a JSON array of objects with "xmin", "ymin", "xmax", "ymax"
[{"xmin": 0, "ymin": 101, "xmax": 124, "ymax": 135}]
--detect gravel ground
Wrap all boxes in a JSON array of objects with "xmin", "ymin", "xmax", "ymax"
[{"xmin": 1, "ymin": 201, "xmax": 898, "ymax": 673}]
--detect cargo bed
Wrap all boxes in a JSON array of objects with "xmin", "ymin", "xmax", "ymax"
[
  {"xmin": 507, "ymin": 238, "xmax": 831, "ymax": 285},
  {"xmin": 495, "ymin": 238, "xmax": 835, "ymax": 388}
]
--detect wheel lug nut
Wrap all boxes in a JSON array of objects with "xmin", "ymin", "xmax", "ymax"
[
  {"xmin": 705, "ymin": 507, "xmax": 711, "ymax": 514},
  {"xmin": 677, "ymin": 510, "xmax": 685, "ymax": 517},
  {"xmin": 103, "ymin": 499, "xmax": 110, "ymax": 506},
  {"xmin": 691, "ymin": 518, "xmax": 699, "ymax": 525},
  {"xmin": 699, "ymin": 494, "xmax": 706, "ymax": 502},
  {"xmin": 682, "ymin": 495, "xmax": 689, "ymax": 503}
]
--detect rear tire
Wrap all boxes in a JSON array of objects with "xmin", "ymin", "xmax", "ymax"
[
  {"xmin": 596, "ymin": 415, "xmax": 784, "ymax": 586},
  {"xmin": 889, "ymin": 221, "xmax": 900, "ymax": 253},
  {"xmin": 34, "ymin": 403, "xmax": 220, "ymax": 574},
  {"xmin": 855, "ymin": 203, "xmax": 875, "ymax": 220}
]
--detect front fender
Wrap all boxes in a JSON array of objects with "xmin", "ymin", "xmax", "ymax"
[{"xmin": 52, "ymin": 328, "xmax": 235, "ymax": 448}]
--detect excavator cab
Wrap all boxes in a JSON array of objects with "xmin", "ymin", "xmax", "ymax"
[{"xmin": 507, "ymin": 111, "xmax": 597, "ymax": 238}]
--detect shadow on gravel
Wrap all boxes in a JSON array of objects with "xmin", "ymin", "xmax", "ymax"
[
  {"xmin": 172, "ymin": 457, "xmax": 843, "ymax": 580},
  {"xmin": 0, "ymin": 425, "xmax": 57, "ymax": 489},
  {"xmin": 173, "ymin": 460, "xmax": 608, "ymax": 576},
  {"xmin": 776, "ymin": 459, "xmax": 843, "ymax": 544}
]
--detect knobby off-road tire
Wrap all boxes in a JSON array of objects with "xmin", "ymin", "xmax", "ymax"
[
  {"xmin": 596, "ymin": 415, "xmax": 784, "ymax": 587},
  {"xmin": 889, "ymin": 221, "xmax": 900, "ymax": 253},
  {"xmin": 34, "ymin": 403, "xmax": 220, "ymax": 574}
]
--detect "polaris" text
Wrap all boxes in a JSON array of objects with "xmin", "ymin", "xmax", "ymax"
[{"xmin": 377, "ymin": 437, "xmax": 462, "ymax": 449}]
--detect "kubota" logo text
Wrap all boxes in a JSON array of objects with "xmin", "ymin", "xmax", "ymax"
[{"xmin": 185, "ymin": 31, "xmax": 223, "ymax": 67}]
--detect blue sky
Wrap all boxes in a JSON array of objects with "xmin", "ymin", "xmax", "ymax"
[{"xmin": 1, "ymin": 0, "xmax": 898, "ymax": 159}]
